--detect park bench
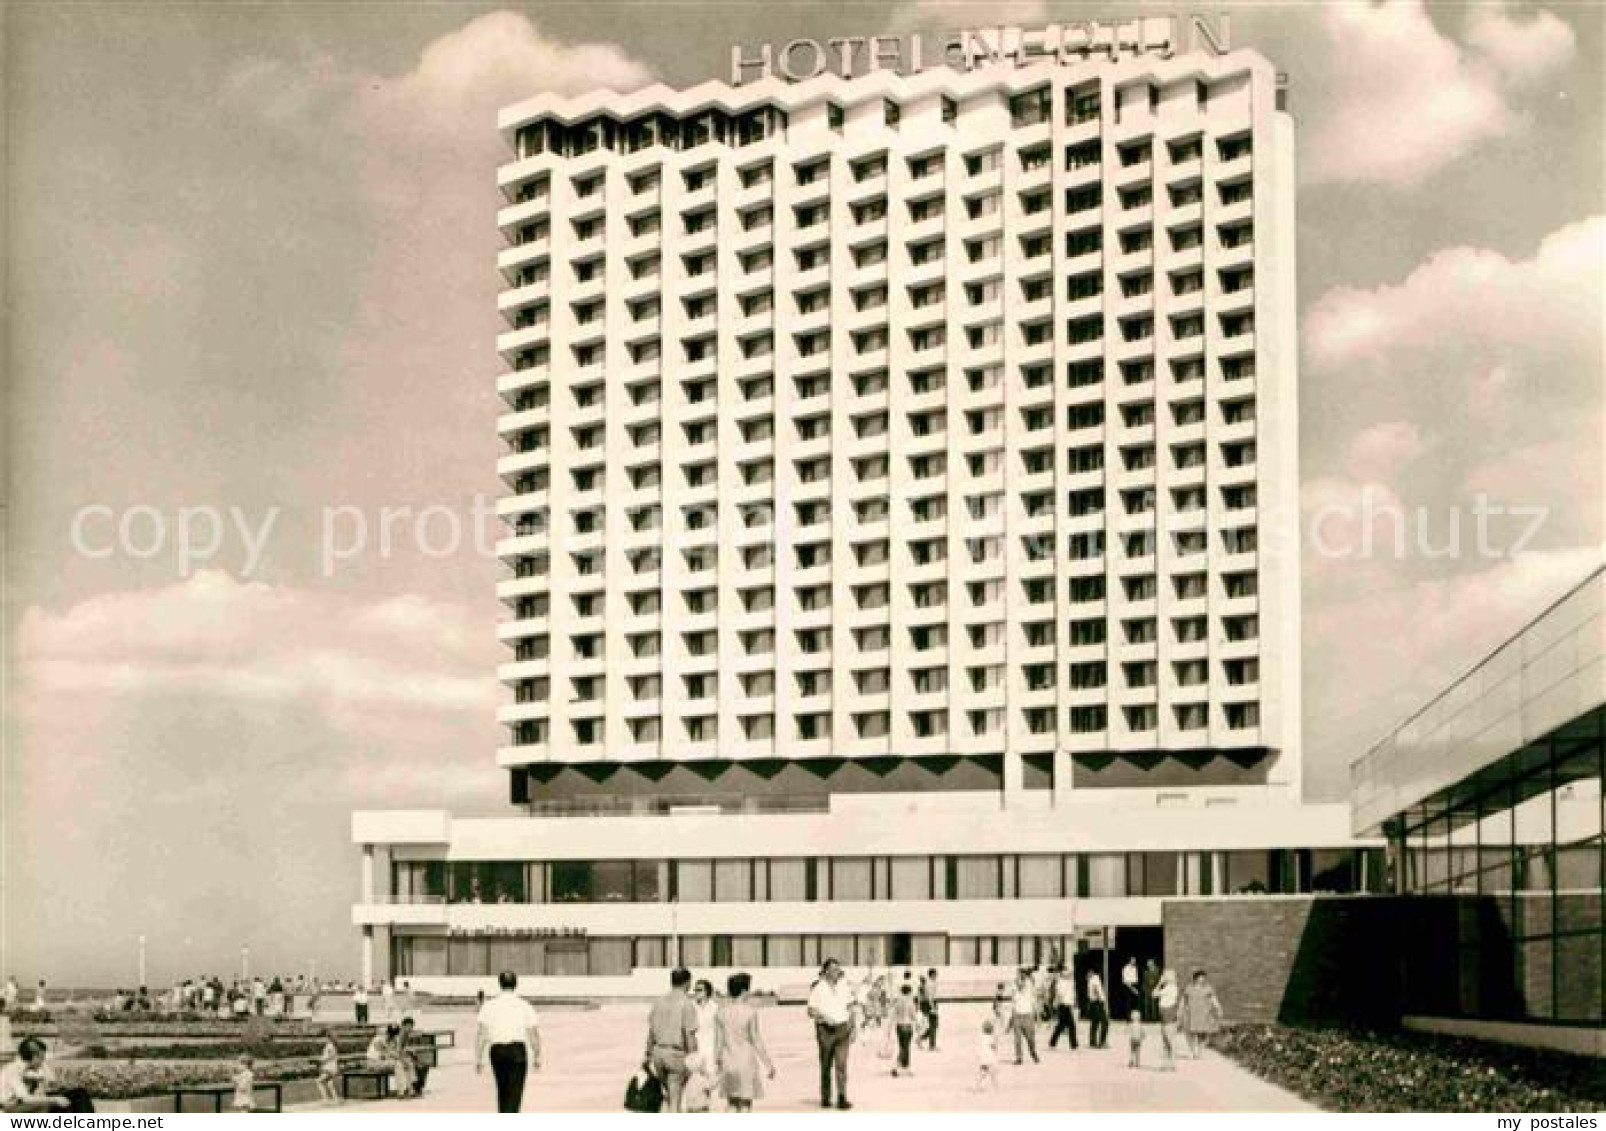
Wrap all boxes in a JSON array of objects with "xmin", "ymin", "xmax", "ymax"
[
  {"xmin": 172, "ymin": 1081, "xmax": 283, "ymax": 1113},
  {"xmin": 339, "ymin": 1066, "xmax": 392, "ymax": 1101}
]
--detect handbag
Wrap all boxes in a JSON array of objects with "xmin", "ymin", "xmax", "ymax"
[{"xmin": 624, "ymin": 1066, "xmax": 663, "ymax": 1113}]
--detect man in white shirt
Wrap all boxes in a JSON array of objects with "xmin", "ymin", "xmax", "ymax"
[
  {"xmin": 1049, "ymin": 966, "xmax": 1080, "ymax": 1050},
  {"xmin": 353, "ymin": 983, "xmax": 370, "ymax": 1026},
  {"xmin": 806, "ymin": 958, "xmax": 855, "ymax": 1109},
  {"xmin": 1086, "ymin": 968, "xmax": 1109, "ymax": 1048},
  {"xmin": 1010, "ymin": 972, "xmax": 1040, "ymax": 1064},
  {"xmin": 476, "ymin": 971, "xmax": 542, "ymax": 1113}
]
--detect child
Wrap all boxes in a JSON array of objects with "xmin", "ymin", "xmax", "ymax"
[
  {"xmin": 972, "ymin": 1020, "xmax": 999, "ymax": 1092},
  {"xmin": 316, "ymin": 1031, "xmax": 342, "ymax": 1104},
  {"xmin": 231, "ymin": 1055, "xmax": 256, "ymax": 1113},
  {"xmin": 1126, "ymin": 1008, "xmax": 1144, "ymax": 1069}
]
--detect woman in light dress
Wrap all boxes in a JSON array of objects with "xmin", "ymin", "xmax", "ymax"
[
  {"xmin": 1180, "ymin": 969, "xmax": 1225, "ymax": 1058},
  {"xmin": 714, "ymin": 972, "xmax": 775, "ymax": 1112}
]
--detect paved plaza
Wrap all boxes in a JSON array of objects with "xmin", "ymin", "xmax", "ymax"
[{"xmin": 303, "ymin": 1002, "xmax": 1314, "ymax": 1113}]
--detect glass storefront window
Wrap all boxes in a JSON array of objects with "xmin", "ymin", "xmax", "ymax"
[
  {"xmin": 1018, "ymin": 855, "xmax": 1061, "ymax": 898},
  {"xmin": 769, "ymin": 859, "xmax": 808, "ymax": 902},
  {"xmin": 766, "ymin": 935, "xmax": 802, "ymax": 967},
  {"xmin": 678, "ymin": 862, "xmax": 713, "ymax": 902},
  {"xmin": 634, "ymin": 937, "xmax": 668, "ymax": 968},
  {"xmin": 589, "ymin": 938, "xmax": 632, "ymax": 975},
  {"xmin": 715, "ymin": 860, "xmax": 753, "ymax": 902},
  {"xmin": 831, "ymin": 859, "xmax": 872, "ymax": 901},
  {"xmin": 890, "ymin": 857, "xmax": 932, "ymax": 900},
  {"xmin": 1225, "ymin": 850, "xmax": 1270, "ymax": 893},
  {"xmin": 592, "ymin": 861, "xmax": 634, "ymax": 903},
  {"xmin": 679, "ymin": 935, "xmax": 711, "ymax": 966},
  {"xmin": 1083, "ymin": 853, "xmax": 1125, "ymax": 896},
  {"xmin": 954, "ymin": 856, "xmax": 1001, "ymax": 899}
]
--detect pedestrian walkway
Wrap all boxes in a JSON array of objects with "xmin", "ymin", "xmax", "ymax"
[{"xmin": 296, "ymin": 1002, "xmax": 1314, "ymax": 1113}]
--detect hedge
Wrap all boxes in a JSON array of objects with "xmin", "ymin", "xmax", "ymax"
[{"xmin": 1214, "ymin": 1024, "xmax": 1606, "ymax": 1113}]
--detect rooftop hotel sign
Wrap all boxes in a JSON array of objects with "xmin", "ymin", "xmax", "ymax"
[{"xmin": 731, "ymin": 16, "xmax": 1230, "ymax": 85}]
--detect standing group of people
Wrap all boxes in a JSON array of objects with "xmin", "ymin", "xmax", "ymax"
[
  {"xmin": 643, "ymin": 967, "xmax": 777, "ymax": 1113},
  {"xmin": 1119, "ymin": 958, "xmax": 1225, "ymax": 1070}
]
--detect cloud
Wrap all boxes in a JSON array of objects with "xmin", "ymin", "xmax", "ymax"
[
  {"xmin": 1306, "ymin": 216, "xmax": 1604, "ymax": 371},
  {"xmin": 887, "ymin": 0, "xmax": 1049, "ymax": 34},
  {"xmin": 17, "ymin": 570, "xmax": 498, "ymax": 718},
  {"xmin": 355, "ymin": 10, "xmax": 652, "ymax": 141},
  {"xmin": 1302, "ymin": 0, "xmax": 1575, "ymax": 187},
  {"xmin": 1464, "ymin": 1, "xmax": 1578, "ymax": 84}
]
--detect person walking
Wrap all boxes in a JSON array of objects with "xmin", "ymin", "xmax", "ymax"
[
  {"xmin": 889, "ymin": 982, "xmax": 918, "ymax": 1076},
  {"xmin": 2, "ymin": 977, "xmax": 18, "ymax": 1014},
  {"xmin": 715, "ymin": 973, "xmax": 775, "ymax": 1112},
  {"xmin": 1086, "ymin": 967, "xmax": 1110, "ymax": 1049},
  {"xmin": 1154, "ymin": 968, "xmax": 1180, "ymax": 1070},
  {"xmin": 1181, "ymin": 970, "xmax": 1224, "ymax": 1058},
  {"xmin": 684, "ymin": 980, "xmax": 721, "ymax": 1112},
  {"xmin": 1120, "ymin": 958, "xmax": 1139, "ymax": 1019},
  {"xmin": 1048, "ymin": 966, "xmax": 1079, "ymax": 1049},
  {"xmin": 353, "ymin": 983, "xmax": 370, "ymax": 1026},
  {"xmin": 806, "ymin": 958, "xmax": 855, "ymax": 1110},
  {"xmin": 643, "ymin": 968, "xmax": 699, "ymax": 1112},
  {"xmin": 917, "ymin": 969, "xmax": 940, "ymax": 1050},
  {"xmin": 1010, "ymin": 972, "xmax": 1040, "ymax": 1065},
  {"xmin": 1140, "ymin": 960, "xmax": 1160, "ymax": 1024},
  {"xmin": 381, "ymin": 979, "xmax": 396, "ymax": 1023},
  {"xmin": 475, "ymin": 971, "xmax": 541, "ymax": 1113}
]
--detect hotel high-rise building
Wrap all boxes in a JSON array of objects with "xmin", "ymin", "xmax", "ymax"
[{"xmin": 353, "ymin": 40, "xmax": 1378, "ymax": 991}]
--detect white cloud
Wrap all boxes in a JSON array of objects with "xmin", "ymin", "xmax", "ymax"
[
  {"xmin": 17, "ymin": 570, "xmax": 497, "ymax": 718},
  {"xmin": 1346, "ymin": 421, "xmax": 1426, "ymax": 482},
  {"xmin": 1306, "ymin": 216, "xmax": 1605, "ymax": 370},
  {"xmin": 887, "ymin": 0, "xmax": 1049, "ymax": 34},
  {"xmin": 353, "ymin": 10, "xmax": 653, "ymax": 144},
  {"xmin": 1465, "ymin": 1, "xmax": 1577, "ymax": 84},
  {"xmin": 1303, "ymin": 0, "xmax": 1574, "ymax": 187}
]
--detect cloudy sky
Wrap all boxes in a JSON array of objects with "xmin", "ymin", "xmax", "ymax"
[{"xmin": 3, "ymin": 0, "xmax": 1601, "ymax": 986}]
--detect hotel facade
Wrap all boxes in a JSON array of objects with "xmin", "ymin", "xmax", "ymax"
[{"xmin": 353, "ymin": 39, "xmax": 1382, "ymax": 994}]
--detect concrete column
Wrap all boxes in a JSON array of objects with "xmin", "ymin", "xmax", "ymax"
[
  {"xmin": 361, "ymin": 926, "xmax": 374, "ymax": 987},
  {"xmin": 361, "ymin": 845, "xmax": 375, "ymax": 904}
]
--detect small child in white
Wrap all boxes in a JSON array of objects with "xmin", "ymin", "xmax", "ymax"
[
  {"xmin": 1126, "ymin": 1009, "xmax": 1144, "ymax": 1069},
  {"xmin": 972, "ymin": 1019, "xmax": 1000, "ymax": 1091},
  {"xmin": 231, "ymin": 1055, "xmax": 256, "ymax": 1112}
]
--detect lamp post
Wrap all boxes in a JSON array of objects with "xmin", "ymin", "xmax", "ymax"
[
  {"xmin": 138, "ymin": 935, "xmax": 147, "ymax": 988},
  {"xmin": 241, "ymin": 945, "xmax": 250, "ymax": 983}
]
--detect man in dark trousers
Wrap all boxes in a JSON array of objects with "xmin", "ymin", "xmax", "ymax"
[
  {"xmin": 917, "ymin": 968, "xmax": 940, "ymax": 1050},
  {"xmin": 475, "ymin": 971, "xmax": 541, "ymax": 1113},
  {"xmin": 1140, "ymin": 959, "xmax": 1160, "ymax": 1024},
  {"xmin": 807, "ymin": 958, "xmax": 855, "ymax": 1109},
  {"xmin": 1048, "ymin": 966, "xmax": 1079, "ymax": 1049}
]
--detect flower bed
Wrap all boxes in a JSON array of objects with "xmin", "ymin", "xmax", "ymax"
[
  {"xmin": 1214, "ymin": 1024, "xmax": 1606, "ymax": 1112},
  {"xmin": 76, "ymin": 1039, "xmax": 371, "ymax": 1062},
  {"xmin": 14, "ymin": 1019, "xmax": 361, "ymax": 1039},
  {"xmin": 51, "ymin": 1060, "xmax": 318, "ymax": 1101}
]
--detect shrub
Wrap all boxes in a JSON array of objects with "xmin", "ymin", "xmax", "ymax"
[
  {"xmin": 52, "ymin": 1060, "xmax": 316, "ymax": 1101},
  {"xmin": 1215, "ymin": 1024, "xmax": 1606, "ymax": 1113}
]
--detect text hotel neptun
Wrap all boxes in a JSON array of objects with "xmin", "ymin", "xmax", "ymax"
[{"xmin": 731, "ymin": 15, "xmax": 1232, "ymax": 85}]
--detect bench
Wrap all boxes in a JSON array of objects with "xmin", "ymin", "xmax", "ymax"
[
  {"xmin": 173, "ymin": 1082, "xmax": 283, "ymax": 1113},
  {"xmin": 339, "ymin": 1066, "xmax": 392, "ymax": 1101}
]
